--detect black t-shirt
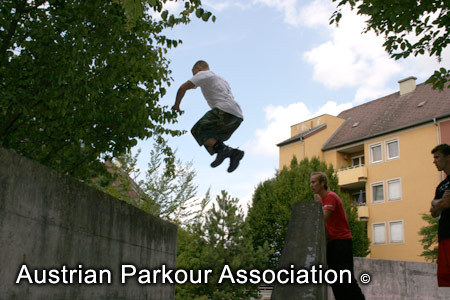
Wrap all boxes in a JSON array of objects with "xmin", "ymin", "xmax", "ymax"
[{"xmin": 434, "ymin": 176, "xmax": 450, "ymax": 241}]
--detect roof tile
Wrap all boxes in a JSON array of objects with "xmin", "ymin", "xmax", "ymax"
[{"xmin": 322, "ymin": 82, "xmax": 450, "ymax": 150}]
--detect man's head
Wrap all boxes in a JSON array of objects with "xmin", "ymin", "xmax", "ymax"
[
  {"xmin": 432, "ymin": 144, "xmax": 450, "ymax": 173},
  {"xmin": 192, "ymin": 60, "xmax": 209, "ymax": 75},
  {"xmin": 310, "ymin": 172, "xmax": 328, "ymax": 194}
]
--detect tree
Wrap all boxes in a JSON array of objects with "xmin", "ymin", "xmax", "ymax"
[
  {"xmin": 176, "ymin": 190, "xmax": 272, "ymax": 300},
  {"xmin": 140, "ymin": 138, "xmax": 198, "ymax": 221},
  {"xmin": 90, "ymin": 137, "xmax": 198, "ymax": 221},
  {"xmin": 0, "ymin": 0, "xmax": 214, "ymax": 180},
  {"xmin": 330, "ymin": 0, "xmax": 449, "ymax": 89},
  {"xmin": 90, "ymin": 148, "xmax": 160, "ymax": 215},
  {"xmin": 343, "ymin": 192, "xmax": 370, "ymax": 258},
  {"xmin": 246, "ymin": 156, "xmax": 370, "ymax": 269},
  {"xmin": 419, "ymin": 213, "xmax": 439, "ymax": 262}
]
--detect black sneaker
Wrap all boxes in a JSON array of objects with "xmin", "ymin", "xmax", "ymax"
[
  {"xmin": 210, "ymin": 146, "xmax": 233, "ymax": 168},
  {"xmin": 227, "ymin": 149, "xmax": 244, "ymax": 173}
]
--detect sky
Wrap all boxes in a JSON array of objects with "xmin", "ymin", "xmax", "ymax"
[{"xmin": 133, "ymin": 0, "xmax": 450, "ymax": 212}]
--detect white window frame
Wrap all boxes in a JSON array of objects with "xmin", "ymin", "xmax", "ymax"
[
  {"xmin": 389, "ymin": 220, "xmax": 404, "ymax": 244},
  {"xmin": 351, "ymin": 155, "xmax": 365, "ymax": 167},
  {"xmin": 387, "ymin": 178, "xmax": 402, "ymax": 202},
  {"xmin": 386, "ymin": 138, "xmax": 400, "ymax": 160},
  {"xmin": 371, "ymin": 181, "xmax": 385, "ymax": 204},
  {"xmin": 370, "ymin": 142, "xmax": 383, "ymax": 164},
  {"xmin": 372, "ymin": 222, "xmax": 387, "ymax": 245}
]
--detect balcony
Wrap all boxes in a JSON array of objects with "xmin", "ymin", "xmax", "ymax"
[
  {"xmin": 337, "ymin": 165, "xmax": 368, "ymax": 189},
  {"xmin": 357, "ymin": 205, "xmax": 369, "ymax": 221}
]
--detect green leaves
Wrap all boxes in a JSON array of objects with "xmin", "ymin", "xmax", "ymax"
[
  {"xmin": 161, "ymin": 9, "xmax": 168, "ymax": 20},
  {"xmin": 0, "ymin": 0, "xmax": 214, "ymax": 180},
  {"xmin": 195, "ymin": 8, "xmax": 204, "ymax": 18},
  {"xmin": 113, "ymin": 0, "xmax": 145, "ymax": 29},
  {"xmin": 195, "ymin": 7, "xmax": 215, "ymax": 22},
  {"xmin": 425, "ymin": 68, "xmax": 450, "ymax": 91},
  {"xmin": 201, "ymin": 11, "xmax": 212, "ymax": 22},
  {"xmin": 419, "ymin": 213, "xmax": 438, "ymax": 262}
]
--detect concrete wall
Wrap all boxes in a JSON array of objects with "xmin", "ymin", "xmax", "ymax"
[
  {"xmin": 348, "ymin": 258, "xmax": 450, "ymax": 300},
  {"xmin": 0, "ymin": 148, "xmax": 177, "ymax": 300},
  {"xmin": 263, "ymin": 255, "xmax": 450, "ymax": 300}
]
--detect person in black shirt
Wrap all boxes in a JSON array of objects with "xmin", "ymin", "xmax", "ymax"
[{"xmin": 430, "ymin": 144, "xmax": 450, "ymax": 287}]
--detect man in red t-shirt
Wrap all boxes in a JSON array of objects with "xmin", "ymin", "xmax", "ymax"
[{"xmin": 310, "ymin": 172, "xmax": 365, "ymax": 300}]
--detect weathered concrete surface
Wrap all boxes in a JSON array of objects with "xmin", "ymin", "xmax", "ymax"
[
  {"xmin": 0, "ymin": 148, "xmax": 177, "ymax": 300},
  {"xmin": 327, "ymin": 257, "xmax": 450, "ymax": 300},
  {"xmin": 271, "ymin": 201, "xmax": 328, "ymax": 300}
]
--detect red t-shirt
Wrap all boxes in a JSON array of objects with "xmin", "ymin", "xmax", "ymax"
[{"xmin": 321, "ymin": 191, "xmax": 352, "ymax": 241}]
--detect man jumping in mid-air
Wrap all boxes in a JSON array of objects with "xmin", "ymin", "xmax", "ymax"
[{"xmin": 172, "ymin": 60, "xmax": 244, "ymax": 173}]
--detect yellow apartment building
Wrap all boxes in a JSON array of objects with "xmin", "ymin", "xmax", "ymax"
[{"xmin": 277, "ymin": 77, "xmax": 450, "ymax": 262}]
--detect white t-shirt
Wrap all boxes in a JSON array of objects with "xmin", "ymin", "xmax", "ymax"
[{"xmin": 189, "ymin": 70, "xmax": 243, "ymax": 119}]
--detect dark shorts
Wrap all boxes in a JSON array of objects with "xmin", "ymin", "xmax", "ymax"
[
  {"xmin": 438, "ymin": 238, "xmax": 450, "ymax": 286},
  {"xmin": 191, "ymin": 108, "xmax": 243, "ymax": 147}
]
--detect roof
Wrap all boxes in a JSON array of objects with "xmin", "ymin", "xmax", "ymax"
[
  {"xmin": 322, "ymin": 82, "xmax": 450, "ymax": 150},
  {"xmin": 277, "ymin": 123, "xmax": 327, "ymax": 147}
]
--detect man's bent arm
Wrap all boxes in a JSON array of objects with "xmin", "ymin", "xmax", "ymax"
[
  {"xmin": 323, "ymin": 209, "xmax": 333, "ymax": 222},
  {"xmin": 431, "ymin": 198, "xmax": 450, "ymax": 217},
  {"xmin": 172, "ymin": 80, "xmax": 195, "ymax": 112},
  {"xmin": 431, "ymin": 191, "xmax": 450, "ymax": 217}
]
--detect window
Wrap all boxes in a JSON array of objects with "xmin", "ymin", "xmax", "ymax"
[
  {"xmin": 351, "ymin": 155, "xmax": 365, "ymax": 167},
  {"xmin": 352, "ymin": 191, "xmax": 366, "ymax": 205},
  {"xmin": 388, "ymin": 179, "xmax": 402, "ymax": 201},
  {"xmin": 370, "ymin": 143, "xmax": 382, "ymax": 163},
  {"xmin": 371, "ymin": 182, "xmax": 384, "ymax": 203},
  {"xmin": 386, "ymin": 139, "xmax": 399, "ymax": 160},
  {"xmin": 389, "ymin": 221, "xmax": 404, "ymax": 243},
  {"xmin": 373, "ymin": 223, "xmax": 386, "ymax": 244}
]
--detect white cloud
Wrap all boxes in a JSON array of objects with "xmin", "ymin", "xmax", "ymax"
[
  {"xmin": 204, "ymin": 0, "xmax": 251, "ymax": 11},
  {"xmin": 298, "ymin": 0, "xmax": 334, "ymax": 27},
  {"xmin": 301, "ymin": 3, "xmax": 402, "ymax": 103},
  {"xmin": 252, "ymin": 0, "xmax": 303, "ymax": 26},
  {"xmin": 249, "ymin": 101, "xmax": 352, "ymax": 157},
  {"xmin": 300, "ymin": 0, "xmax": 450, "ymax": 103}
]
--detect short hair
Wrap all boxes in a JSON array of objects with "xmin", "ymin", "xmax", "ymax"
[
  {"xmin": 311, "ymin": 171, "xmax": 328, "ymax": 190},
  {"xmin": 431, "ymin": 144, "xmax": 450, "ymax": 156},
  {"xmin": 193, "ymin": 60, "xmax": 209, "ymax": 70}
]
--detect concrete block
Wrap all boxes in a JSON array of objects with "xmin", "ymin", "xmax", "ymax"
[{"xmin": 271, "ymin": 201, "xmax": 328, "ymax": 300}]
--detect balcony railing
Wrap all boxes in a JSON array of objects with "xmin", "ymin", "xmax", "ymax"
[{"xmin": 337, "ymin": 165, "xmax": 368, "ymax": 189}]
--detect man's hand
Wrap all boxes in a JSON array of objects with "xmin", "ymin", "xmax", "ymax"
[
  {"xmin": 430, "ymin": 190, "xmax": 450, "ymax": 217},
  {"xmin": 172, "ymin": 80, "xmax": 194, "ymax": 115},
  {"xmin": 171, "ymin": 105, "xmax": 183, "ymax": 114},
  {"xmin": 443, "ymin": 190, "xmax": 450, "ymax": 202}
]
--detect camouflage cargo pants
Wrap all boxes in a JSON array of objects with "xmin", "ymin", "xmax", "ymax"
[{"xmin": 191, "ymin": 108, "xmax": 243, "ymax": 155}]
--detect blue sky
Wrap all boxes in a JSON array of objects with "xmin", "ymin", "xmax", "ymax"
[{"xmin": 134, "ymin": 0, "xmax": 450, "ymax": 212}]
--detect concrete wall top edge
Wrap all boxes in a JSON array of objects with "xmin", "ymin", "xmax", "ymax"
[{"xmin": 0, "ymin": 147, "xmax": 177, "ymax": 253}]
